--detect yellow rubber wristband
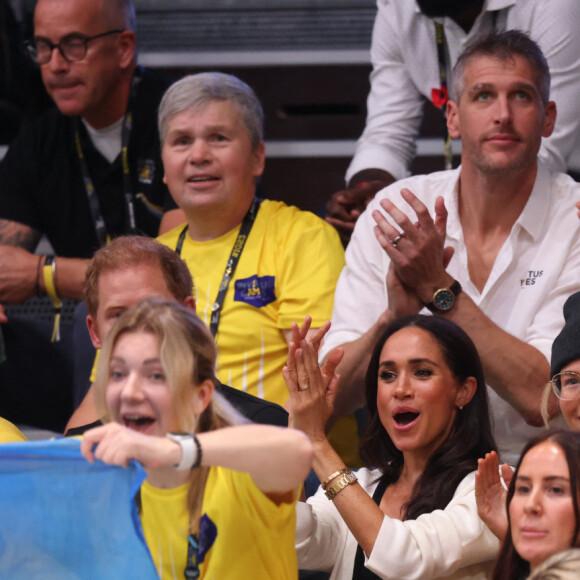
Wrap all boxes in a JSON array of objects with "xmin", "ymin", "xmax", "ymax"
[{"xmin": 43, "ymin": 256, "xmax": 62, "ymax": 342}]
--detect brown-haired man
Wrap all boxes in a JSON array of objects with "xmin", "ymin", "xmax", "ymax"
[{"xmin": 66, "ymin": 236, "xmax": 287, "ymax": 434}]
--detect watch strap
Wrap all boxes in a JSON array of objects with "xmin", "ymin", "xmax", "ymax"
[
  {"xmin": 425, "ymin": 279, "xmax": 462, "ymax": 313},
  {"xmin": 166, "ymin": 432, "xmax": 199, "ymax": 470}
]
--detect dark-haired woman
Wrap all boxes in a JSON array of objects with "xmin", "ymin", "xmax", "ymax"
[
  {"xmin": 492, "ymin": 430, "xmax": 580, "ymax": 580},
  {"xmin": 285, "ymin": 314, "xmax": 499, "ymax": 579}
]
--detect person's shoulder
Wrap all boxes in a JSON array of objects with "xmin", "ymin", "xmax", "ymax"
[
  {"xmin": 216, "ymin": 381, "xmax": 288, "ymax": 427},
  {"xmin": 0, "ymin": 417, "xmax": 27, "ymax": 443},
  {"xmin": 507, "ymin": 0, "xmax": 576, "ymax": 21},
  {"xmin": 451, "ymin": 470, "xmax": 477, "ymax": 498},
  {"xmin": 259, "ymin": 199, "xmax": 341, "ymax": 239},
  {"xmin": 536, "ymin": 162, "xmax": 580, "ymax": 212},
  {"xmin": 135, "ymin": 67, "xmax": 173, "ymax": 96},
  {"xmin": 550, "ymin": 170, "xmax": 580, "ymax": 198},
  {"xmin": 377, "ymin": 0, "xmax": 423, "ymax": 27},
  {"xmin": 375, "ymin": 169, "xmax": 458, "ymax": 202},
  {"xmin": 132, "ymin": 67, "xmax": 173, "ymax": 118},
  {"xmin": 156, "ymin": 223, "xmax": 186, "ymax": 247},
  {"xmin": 8, "ymin": 106, "xmax": 69, "ymax": 147}
]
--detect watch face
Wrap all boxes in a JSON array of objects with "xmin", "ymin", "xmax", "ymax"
[{"xmin": 433, "ymin": 289, "xmax": 455, "ymax": 311}]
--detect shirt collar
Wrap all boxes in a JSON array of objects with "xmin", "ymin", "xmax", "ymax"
[{"xmin": 446, "ymin": 161, "xmax": 551, "ymax": 243}]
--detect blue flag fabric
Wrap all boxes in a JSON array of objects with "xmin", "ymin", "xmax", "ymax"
[{"xmin": 0, "ymin": 438, "xmax": 159, "ymax": 579}]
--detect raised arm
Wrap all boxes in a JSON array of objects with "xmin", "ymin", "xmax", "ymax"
[
  {"xmin": 373, "ymin": 189, "xmax": 552, "ymax": 425},
  {"xmin": 475, "ymin": 451, "xmax": 513, "ymax": 542},
  {"xmin": 285, "ymin": 331, "xmax": 385, "ymax": 556},
  {"xmin": 80, "ymin": 422, "xmax": 312, "ymax": 495},
  {"xmin": 287, "ymin": 334, "xmax": 498, "ymax": 576}
]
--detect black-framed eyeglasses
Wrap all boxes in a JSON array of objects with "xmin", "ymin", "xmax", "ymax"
[
  {"xmin": 551, "ymin": 371, "xmax": 580, "ymax": 401},
  {"xmin": 25, "ymin": 29, "xmax": 124, "ymax": 65}
]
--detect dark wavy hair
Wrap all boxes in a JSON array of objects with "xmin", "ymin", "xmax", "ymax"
[
  {"xmin": 493, "ymin": 429, "xmax": 580, "ymax": 580},
  {"xmin": 359, "ymin": 314, "xmax": 496, "ymax": 520}
]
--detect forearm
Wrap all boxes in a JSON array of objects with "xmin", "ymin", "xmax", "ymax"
[
  {"xmin": 443, "ymin": 293, "xmax": 548, "ymax": 426},
  {"xmin": 199, "ymin": 425, "xmax": 313, "ymax": 493},
  {"xmin": 311, "ymin": 439, "xmax": 383, "ymax": 557},
  {"xmin": 332, "ymin": 310, "xmax": 394, "ymax": 416},
  {"xmin": 38, "ymin": 255, "xmax": 89, "ymax": 301},
  {"xmin": 0, "ymin": 218, "xmax": 40, "ymax": 250},
  {"xmin": 347, "ymin": 169, "xmax": 395, "ymax": 190}
]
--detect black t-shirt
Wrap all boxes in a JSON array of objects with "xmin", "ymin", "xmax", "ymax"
[{"xmin": 0, "ymin": 67, "xmax": 176, "ymax": 258}]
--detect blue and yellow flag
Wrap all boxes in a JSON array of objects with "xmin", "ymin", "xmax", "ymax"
[{"xmin": 0, "ymin": 438, "xmax": 158, "ymax": 579}]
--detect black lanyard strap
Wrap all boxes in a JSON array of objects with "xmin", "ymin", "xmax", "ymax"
[
  {"xmin": 434, "ymin": 21, "xmax": 453, "ymax": 171},
  {"xmin": 433, "ymin": 12, "xmax": 499, "ymax": 171},
  {"xmin": 74, "ymin": 67, "xmax": 142, "ymax": 247},
  {"xmin": 175, "ymin": 197, "xmax": 262, "ymax": 337}
]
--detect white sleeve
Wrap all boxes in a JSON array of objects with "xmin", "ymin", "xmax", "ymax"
[
  {"xmin": 345, "ymin": 0, "xmax": 425, "ymax": 184},
  {"xmin": 319, "ymin": 192, "xmax": 389, "ymax": 360},
  {"xmin": 365, "ymin": 473, "xmax": 499, "ymax": 579},
  {"xmin": 295, "ymin": 491, "xmax": 350, "ymax": 573},
  {"xmin": 525, "ymin": 1, "xmax": 580, "ymax": 172}
]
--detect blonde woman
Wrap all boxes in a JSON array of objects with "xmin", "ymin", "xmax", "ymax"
[{"xmin": 81, "ymin": 298, "xmax": 312, "ymax": 579}]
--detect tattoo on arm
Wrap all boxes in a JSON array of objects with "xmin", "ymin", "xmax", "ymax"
[{"xmin": 0, "ymin": 219, "xmax": 41, "ymax": 251}]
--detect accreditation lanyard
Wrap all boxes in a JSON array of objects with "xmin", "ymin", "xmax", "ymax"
[
  {"xmin": 175, "ymin": 197, "xmax": 262, "ymax": 337},
  {"xmin": 73, "ymin": 68, "xmax": 142, "ymax": 248},
  {"xmin": 433, "ymin": 21, "xmax": 453, "ymax": 171}
]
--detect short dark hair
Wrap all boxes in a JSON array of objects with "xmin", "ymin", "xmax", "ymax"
[
  {"xmin": 84, "ymin": 235, "xmax": 193, "ymax": 317},
  {"xmin": 493, "ymin": 429, "xmax": 580, "ymax": 580},
  {"xmin": 359, "ymin": 314, "xmax": 496, "ymax": 519},
  {"xmin": 452, "ymin": 29, "xmax": 550, "ymax": 105}
]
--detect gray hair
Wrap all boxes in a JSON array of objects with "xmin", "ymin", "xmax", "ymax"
[
  {"xmin": 158, "ymin": 72, "xmax": 264, "ymax": 149},
  {"xmin": 452, "ymin": 29, "xmax": 550, "ymax": 105},
  {"xmin": 101, "ymin": 0, "xmax": 137, "ymax": 34}
]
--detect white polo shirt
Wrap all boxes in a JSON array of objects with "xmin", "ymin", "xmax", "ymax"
[{"xmin": 323, "ymin": 161, "xmax": 580, "ymax": 463}]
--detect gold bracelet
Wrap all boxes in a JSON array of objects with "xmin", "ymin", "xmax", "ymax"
[
  {"xmin": 325, "ymin": 469, "xmax": 358, "ymax": 500},
  {"xmin": 322, "ymin": 467, "xmax": 349, "ymax": 490}
]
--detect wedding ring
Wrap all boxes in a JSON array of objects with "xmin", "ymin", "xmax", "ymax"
[{"xmin": 391, "ymin": 233, "xmax": 404, "ymax": 247}]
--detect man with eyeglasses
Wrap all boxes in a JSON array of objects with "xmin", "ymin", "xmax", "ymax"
[{"xmin": 0, "ymin": 0, "xmax": 183, "ymax": 431}]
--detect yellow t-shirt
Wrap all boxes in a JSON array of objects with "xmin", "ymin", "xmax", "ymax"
[
  {"xmin": 0, "ymin": 417, "xmax": 27, "ymax": 442},
  {"xmin": 158, "ymin": 199, "xmax": 345, "ymax": 406},
  {"xmin": 140, "ymin": 467, "xmax": 298, "ymax": 580}
]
